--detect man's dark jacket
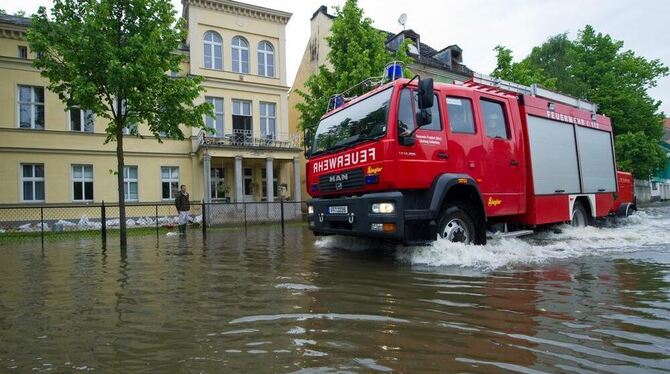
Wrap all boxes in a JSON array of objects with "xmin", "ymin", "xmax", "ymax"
[{"xmin": 175, "ymin": 192, "xmax": 190, "ymax": 212}]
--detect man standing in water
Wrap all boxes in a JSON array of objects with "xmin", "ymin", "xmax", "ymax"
[{"xmin": 175, "ymin": 184, "xmax": 190, "ymax": 235}]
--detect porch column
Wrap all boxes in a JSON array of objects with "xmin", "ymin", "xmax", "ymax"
[
  {"xmin": 203, "ymin": 154, "xmax": 211, "ymax": 203},
  {"xmin": 235, "ymin": 156, "xmax": 243, "ymax": 202},
  {"xmin": 293, "ymin": 157, "xmax": 301, "ymax": 202},
  {"xmin": 266, "ymin": 157, "xmax": 274, "ymax": 202}
]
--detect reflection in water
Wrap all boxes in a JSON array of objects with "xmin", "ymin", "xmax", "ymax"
[{"xmin": 0, "ymin": 207, "xmax": 669, "ymax": 372}]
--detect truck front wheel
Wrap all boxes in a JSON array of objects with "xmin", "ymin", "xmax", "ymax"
[{"xmin": 437, "ymin": 206, "xmax": 476, "ymax": 244}]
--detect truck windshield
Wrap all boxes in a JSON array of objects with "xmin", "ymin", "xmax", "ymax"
[{"xmin": 311, "ymin": 88, "xmax": 392, "ymax": 155}]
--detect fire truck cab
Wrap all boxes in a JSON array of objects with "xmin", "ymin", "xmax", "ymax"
[{"xmin": 306, "ymin": 70, "xmax": 635, "ymax": 245}]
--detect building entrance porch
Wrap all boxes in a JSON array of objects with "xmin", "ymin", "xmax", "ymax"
[{"xmin": 201, "ymin": 154, "xmax": 301, "ymax": 204}]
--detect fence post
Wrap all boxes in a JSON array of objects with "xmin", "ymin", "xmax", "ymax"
[
  {"xmin": 155, "ymin": 204, "xmax": 159, "ymax": 244},
  {"xmin": 40, "ymin": 206, "xmax": 44, "ymax": 249},
  {"xmin": 243, "ymin": 202, "xmax": 247, "ymax": 231},
  {"xmin": 101, "ymin": 201, "xmax": 106, "ymax": 249},
  {"xmin": 201, "ymin": 201, "xmax": 207, "ymax": 236},
  {"xmin": 280, "ymin": 196, "xmax": 285, "ymax": 235}
]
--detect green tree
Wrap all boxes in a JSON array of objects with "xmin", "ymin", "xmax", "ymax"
[
  {"xmin": 491, "ymin": 45, "xmax": 556, "ymax": 88},
  {"xmin": 492, "ymin": 25, "xmax": 668, "ymax": 178},
  {"xmin": 296, "ymin": 0, "xmax": 412, "ymax": 133},
  {"xmin": 615, "ymin": 132, "xmax": 667, "ymax": 178},
  {"xmin": 28, "ymin": 0, "xmax": 212, "ymax": 247}
]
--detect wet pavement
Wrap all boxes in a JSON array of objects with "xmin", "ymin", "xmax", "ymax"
[{"xmin": 1, "ymin": 207, "xmax": 670, "ymax": 373}]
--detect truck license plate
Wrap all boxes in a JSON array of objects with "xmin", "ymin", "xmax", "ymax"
[{"xmin": 328, "ymin": 205, "xmax": 348, "ymax": 214}]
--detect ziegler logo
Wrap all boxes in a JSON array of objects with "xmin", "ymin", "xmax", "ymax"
[
  {"xmin": 487, "ymin": 197, "xmax": 502, "ymax": 207},
  {"xmin": 366, "ymin": 166, "xmax": 383, "ymax": 175},
  {"xmin": 328, "ymin": 173, "xmax": 349, "ymax": 183}
]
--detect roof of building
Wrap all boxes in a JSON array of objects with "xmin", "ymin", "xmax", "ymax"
[
  {"xmin": 311, "ymin": 5, "xmax": 334, "ymax": 20},
  {"xmin": 382, "ymin": 30, "xmax": 472, "ymax": 76},
  {"xmin": 311, "ymin": 5, "xmax": 471, "ymax": 76},
  {"xmin": 0, "ymin": 14, "xmax": 31, "ymax": 27}
]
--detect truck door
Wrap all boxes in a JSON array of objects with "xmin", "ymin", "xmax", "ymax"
[
  {"xmin": 443, "ymin": 94, "xmax": 484, "ymax": 194},
  {"xmin": 396, "ymin": 88, "xmax": 447, "ymax": 189},
  {"xmin": 476, "ymin": 96, "xmax": 523, "ymax": 216}
]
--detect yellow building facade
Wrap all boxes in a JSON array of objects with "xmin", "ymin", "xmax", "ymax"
[{"xmin": 0, "ymin": 0, "xmax": 301, "ymax": 206}]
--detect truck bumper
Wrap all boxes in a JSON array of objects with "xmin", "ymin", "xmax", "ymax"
[{"xmin": 307, "ymin": 192, "xmax": 436, "ymax": 243}]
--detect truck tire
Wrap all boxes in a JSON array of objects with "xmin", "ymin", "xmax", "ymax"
[
  {"xmin": 437, "ymin": 206, "xmax": 476, "ymax": 244},
  {"xmin": 571, "ymin": 201, "xmax": 590, "ymax": 227}
]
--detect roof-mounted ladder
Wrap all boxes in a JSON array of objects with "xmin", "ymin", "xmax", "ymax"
[{"xmin": 468, "ymin": 72, "xmax": 598, "ymax": 113}]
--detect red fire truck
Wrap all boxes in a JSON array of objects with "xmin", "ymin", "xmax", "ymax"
[{"xmin": 305, "ymin": 67, "xmax": 635, "ymax": 245}]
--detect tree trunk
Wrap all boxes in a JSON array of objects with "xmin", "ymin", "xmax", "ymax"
[{"xmin": 115, "ymin": 112, "xmax": 127, "ymax": 248}]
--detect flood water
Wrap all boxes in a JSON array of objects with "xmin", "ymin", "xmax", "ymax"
[{"xmin": 1, "ymin": 207, "xmax": 670, "ymax": 373}]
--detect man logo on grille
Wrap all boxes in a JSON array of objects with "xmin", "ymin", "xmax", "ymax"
[
  {"xmin": 335, "ymin": 182, "xmax": 343, "ymax": 190},
  {"xmin": 329, "ymin": 173, "xmax": 349, "ymax": 183}
]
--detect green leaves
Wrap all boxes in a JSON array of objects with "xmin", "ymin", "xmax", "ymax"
[
  {"xmin": 492, "ymin": 25, "xmax": 669, "ymax": 179},
  {"xmin": 615, "ymin": 132, "xmax": 667, "ymax": 179},
  {"xmin": 296, "ymin": 0, "xmax": 411, "ymax": 132},
  {"xmin": 27, "ymin": 0, "xmax": 212, "ymax": 141}
]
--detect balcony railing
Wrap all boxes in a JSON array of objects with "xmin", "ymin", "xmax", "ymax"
[{"xmin": 199, "ymin": 129, "xmax": 302, "ymax": 150}]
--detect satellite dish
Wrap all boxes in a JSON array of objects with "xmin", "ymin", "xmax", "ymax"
[{"xmin": 398, "ymin": 13, "xmax": 407, "ymax": 30}]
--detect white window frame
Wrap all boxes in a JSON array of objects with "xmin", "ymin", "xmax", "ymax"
[
  {"xmin": 124, "ymin": 166, "xmax": 138, "ymax": 202},
  {"xmin": 17, "ymin": 85, "xmax": 45, "ymax": 129},
  {"xmin": 243, "ymin": 167, "xmax": 253, "ymax": 197},
  {"xmin": 20, "ymin": 163, "xmax": 45, "ymax": 203},
  {"xmin": 69, "ymin": 106, "xmax": 94, "ymax": 132},
  {"xmin": 232, "ymin": 99, "xmax": 252, "ymax": 116},
  {"xmin": 203, "ymin": 31, "xmax": 223, "ymax": 70},
  {"xmin": 261, "ymin": 167, "xmax": 278, "ymax": 200},
  {"xmin": 18, "ymin": 45, "xmax": 28, "ymax": 59},
  {"xmin": 113, "ymin": 97, "xmax": 137, "ymax": 135},
  {"xmin": 122, "ymin": 123, "xmax": 138, "ymax": 135},
  {"xmin": 260, "ymin": 102, "xmax": 276, "ymax": 139},
  {"xmin": 72, "ymin": 164, "xmax": 94, "ymax": 202},
  {"xmin": 205, "ymin": 96, "xmax": 224, "ymax": 137},
  {"xmin": 257, "ymin": 41, "xmax": 275, "ymax": 77},
  {"xmin": 161, "ymin": 166, "xmax": 179, "ymax": 200},
  {"xmin": 231, "ymin": 36, "xmax": 249, "ymax": 74},
  {"xmin": 211, "ymin": 167, "xmax": 226, "ymax": 200}
]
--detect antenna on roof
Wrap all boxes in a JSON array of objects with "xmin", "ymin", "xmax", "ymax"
[{"xmin": 398, "ymin": 13, "xmax": 407, "ymax": 31}]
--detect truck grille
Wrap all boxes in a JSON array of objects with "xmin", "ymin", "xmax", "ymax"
[{"xmin": 318, "ymin": 168, "xmax": 365, "ymax": 192}]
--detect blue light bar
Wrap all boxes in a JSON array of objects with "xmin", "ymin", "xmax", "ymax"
[
  {"xmin": 328, "ymin": 94, "xmax": 344, "ymax": 111},
  {"xmin": 311, "ymin": 183, "xmax": 319, "ymax": 192},
  {"xmin": 365, "ymin": 175, "xmax": 380, "ymax": 185},
  {"xmin": 386, "ymin": 62, "xmax": 403, "ymax": 81}
]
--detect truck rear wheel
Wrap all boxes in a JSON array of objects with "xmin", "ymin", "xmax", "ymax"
[
  {"xmin": 437, "ymin": 206, "xmax": 476, "ymax": 244},
  {"xmin": 571, "ymin": 202, "xmax": 590, "ymax": 227}
]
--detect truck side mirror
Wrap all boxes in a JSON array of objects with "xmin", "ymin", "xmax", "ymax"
[{"xmin": 418, "ymin": 78, "xmax": 434, "ymax": 109}]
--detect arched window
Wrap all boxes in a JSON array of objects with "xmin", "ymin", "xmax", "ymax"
[
  {"xmin": 203, "ymin": 31, "xmax": 222, "ymax": 70},
  {"xmin": 231, "ymin": 36, "xmax": 249, "ymax": 73},
  {"xmin": 257, "ymin": 41, "xmax": 275, "ymax": 77}
]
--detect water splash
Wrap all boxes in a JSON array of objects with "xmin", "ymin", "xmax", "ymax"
[{"xmin": 317, "ymin": 207, "xmax": 670, "ymax": 270}]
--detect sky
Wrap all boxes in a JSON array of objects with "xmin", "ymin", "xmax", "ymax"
[{"xmin": 2, "ymin": 0, "xmax": 668, "ymax": 114}]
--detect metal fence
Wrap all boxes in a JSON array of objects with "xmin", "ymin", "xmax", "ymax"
[{"xmin": 0, "ymin": 200, "xmax": 307, "ymax": 247}]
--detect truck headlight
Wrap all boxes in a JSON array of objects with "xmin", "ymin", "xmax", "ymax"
[
  {"xmin": 371, "ymin": 202, "xmax": 395, "ymax": 214},
  {"xmin": 308, "ymin": 205, "xmax": 314, "ymax": 214}
]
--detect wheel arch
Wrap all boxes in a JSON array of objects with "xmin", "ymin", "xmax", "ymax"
[
  {"xmin": 429, "ymin": 174, "xmax": 487, "ymax": 244},
  {"xmin": 429, "ymin": 174, "xmax": 486, "ymax": 219}
]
